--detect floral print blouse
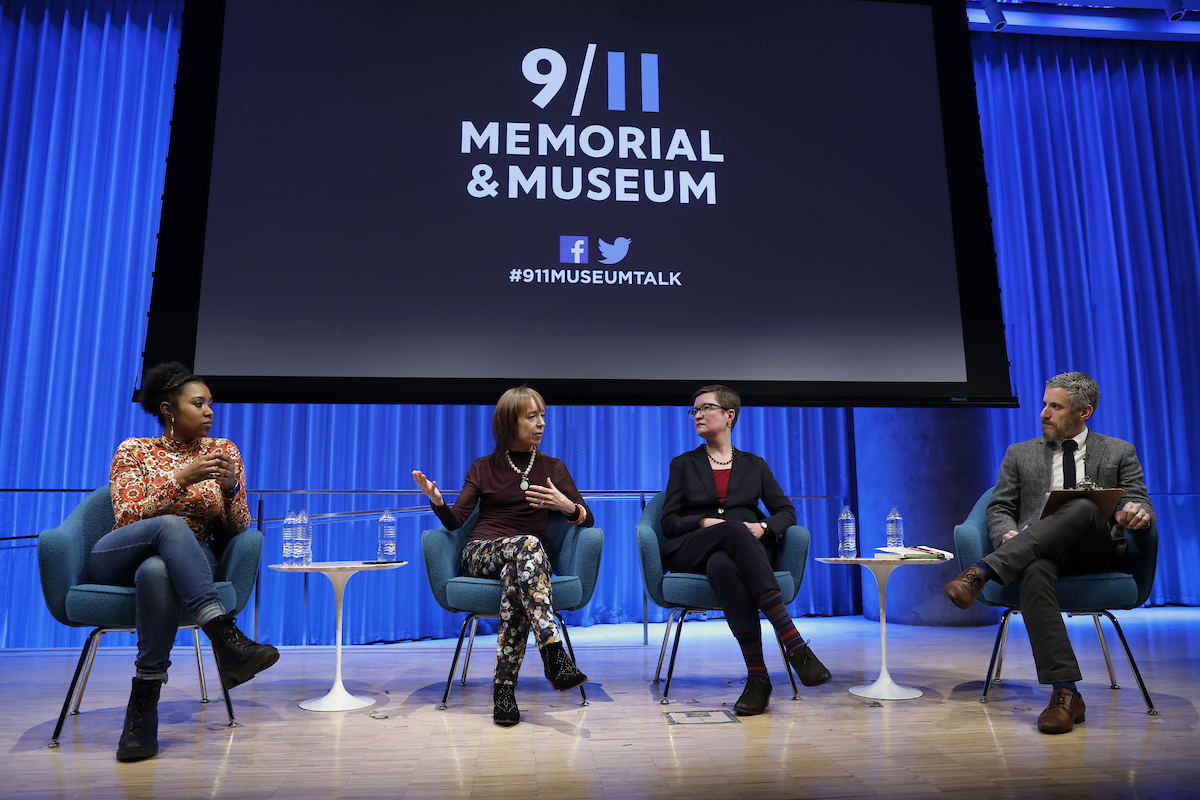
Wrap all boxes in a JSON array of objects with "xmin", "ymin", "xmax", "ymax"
[{"xmin": 110, "ymin": 435, "xmax": 251, "ymax": 546}]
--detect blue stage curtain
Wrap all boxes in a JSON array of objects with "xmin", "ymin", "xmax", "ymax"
[
  {"xmin": 215, "ymin": 402, "xmax": 858, "ymax": 645},
  {"xmin": 0, "ymin": 0, "xmax": 184, "ymax": 648},
  {"xmin": 972, "ymin": 32, "xmax": 1200, "ymax": 605},
  {"xmin": 2, "ymin": 5, "xmax": 1198, "ymax": 650}
]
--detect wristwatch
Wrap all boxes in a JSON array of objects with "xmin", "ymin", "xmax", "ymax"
[{"xmin": 222, "ymin": 481, "xmax": 240, "ymax": 498}]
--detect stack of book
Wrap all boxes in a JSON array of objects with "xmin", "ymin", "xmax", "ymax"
[{"xmin": 874, "ymin": 546, "xmax": 953, "ymax": 560}]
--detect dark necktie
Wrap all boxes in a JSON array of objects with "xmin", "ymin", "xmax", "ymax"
[{"xmin": 1061, "ymin": 439, "xmax": 1078, "ymax": 489}]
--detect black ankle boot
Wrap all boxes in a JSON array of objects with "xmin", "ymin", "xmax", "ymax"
[
  {"xmin": 733, "ymin": 675, "xmax": 772, "ymax": 715},
  {"xmin": 493, "ymin": 683, "xmax": 520, "ymax": 726},
  {"xmin": 116, "ymin": 677, "xmax": 161, "ymax": 762},
  {"xmin": 540, "ymin": 641, "xmax": 587, "ymax": 690},
  {"xmin": 201, "ymin": 612, "xmax": 280, "ymax": 689},
  {"xmin": 785, "ymin": 641, "xmax": 832, "ymax": 687}
]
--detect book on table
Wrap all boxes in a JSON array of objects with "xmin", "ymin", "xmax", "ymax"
[{"xmin": 874, "ymin": 546, "xmax": 952, "ymax": 560}]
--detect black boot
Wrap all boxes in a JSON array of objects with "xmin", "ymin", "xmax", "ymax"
[
  {"xmin": 540, "ymin": 641, "xmax": 587, "ymax": 690},
  {"xmin": 201, "ymin": 612, "xmax": 280, "ymax": 689},
  {"xmin": 116, "ymin": 677, "xmax": 161, "ymax": 763},
  {"xmin": 493, "ymin": 683, "xmax": 520, "ymax": 726},
  {"xmin": 785, "ymin": 641, "xmax": 832, "ymax": 687},
  {"xmin": 733, "ymin": 675, "xmax": 772, "ymax": 715}
]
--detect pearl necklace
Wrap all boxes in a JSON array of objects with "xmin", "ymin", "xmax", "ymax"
[
  {"xmin": 506, "ymin": 447, "xmax": 537, "ymax": 491},
  {"xmin": 705, "ymin": 444, "xmax": 733, "ymax": 466}
]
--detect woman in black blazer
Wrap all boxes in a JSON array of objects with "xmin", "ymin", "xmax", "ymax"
[{"xmin": 661, "ymin": 384, "xmax": 831, "ymax": 715}]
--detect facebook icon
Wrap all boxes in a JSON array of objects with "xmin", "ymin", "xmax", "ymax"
[{"xmin": 559, "ymin": 236, "xmax": 588, "ymax": 264}]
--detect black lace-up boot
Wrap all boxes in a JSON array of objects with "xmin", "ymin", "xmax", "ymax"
[
  {"xmin": 785, "ymin": 641, "xmax": 832, "ymax": 687},
  {"xmin": 733, "ymin": 676, "xmax": 772, "ymax": 715},
  {"xmin": 201, "ymin": 612, "xmax": 280, "ymax": 689},
  {"xmin": 116, "ymin": 677, "xmax": 161, "ymax": 762}
]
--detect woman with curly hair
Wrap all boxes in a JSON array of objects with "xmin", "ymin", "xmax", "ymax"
[{"xmin": 91, "ymin": 362, "xmax": 278, "ymax": 762}]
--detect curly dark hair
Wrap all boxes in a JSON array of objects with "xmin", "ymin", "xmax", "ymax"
[{"xmin": 139, "ymin": 362, "xmax": 202, "ymax": 423}]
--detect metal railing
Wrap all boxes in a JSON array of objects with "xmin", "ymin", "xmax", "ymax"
[{"xmin": 3, "ymin": 487, "xmax": 839, "ymax": 645}]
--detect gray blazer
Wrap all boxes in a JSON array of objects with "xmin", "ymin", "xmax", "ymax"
[{"xmin": 985, "ymin": 430, "xmax": 1155, "ymax": 551}]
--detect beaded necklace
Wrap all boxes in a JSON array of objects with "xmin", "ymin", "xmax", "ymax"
[{"xmin": 505, "ymin": 447, "xmax": 538, "ymax": 490}]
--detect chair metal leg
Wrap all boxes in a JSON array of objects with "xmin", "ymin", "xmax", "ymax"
[
  {"xmin": 643, "ymin": 592, "xmax": 649, "ymax": 645},
  {"xmin": 193, "ymin": 627, "xmax": 211, "ymax": 704},
  {"xmin": 555, "ymin": 612, "xmax": 588, "ymax": 706},
  {"xmin": 776, "ymin": 635, "xmax": 800, "ymax": 701},
  {"xmin": 198, "ymin": 625, "xmax": 242, "ymax": 727},
  {"xmin": 654, "ymin": 609, "xmax": 682, "ymax": 682},
  {"xmin": 1099, "ymin": 610, "xmax": 1157, "ymax": 715},
  {"xmin": 981, "ymin": 609, "xmax": 1014, "ymax": 703},
  {"xmin": 993, "ymin": 610, "xmax": 1015, "ymax": 684},
  {"xmin": 459, "ymin": 617, "xmax": 479, "ymax": 686},
  {"xmin": 220, "ymin": 683, "xmax": 239, "ymax": 727},
  {"xmin": 49, "ymin": 628, "xmax": 103, "ymax": 747},
  {"xmin": 70, "ymin": 629, "xmax": 106, "ymax": 715},
  {"xmin": 439, "ymin": 615, "xmax": 476, "ymax": 710},
  {"xmin": 1071, "ymin": 612, "xmax": 1120, "ymax": 689},
  {"xmin": 660, "ymin": 608, "xmax": 691, "ymax": 705}
]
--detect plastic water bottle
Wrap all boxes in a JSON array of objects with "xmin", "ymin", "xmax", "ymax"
[
  {"xmin": 838, "ymin": 505, "xmax": 857, "ymax": 559},
  {"xmin": 378, "ymin": 509, "xmax": 397, "ymax": 562},
  {"xmin": 886, "ymin": 507, "xmax": 904, "ymax": 548},
  {"xmin": 296, "ymin": 509, "xmax": 312, "ymax": 566},
  {"xmin": 283, "ymin": 509, "xmax": 298, "ymax": 566}
]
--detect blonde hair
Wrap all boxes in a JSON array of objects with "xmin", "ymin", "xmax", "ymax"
[{"xmin": 492, "ymin": 387, "xmax": 546, "ymax": 456}]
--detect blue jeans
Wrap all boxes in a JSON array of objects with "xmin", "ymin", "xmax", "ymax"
[{"xmin": 89, "ymin": 515, "xmax": 226, "ymax": 680}]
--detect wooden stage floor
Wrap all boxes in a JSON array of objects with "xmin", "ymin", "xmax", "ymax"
[{"xmin": 1, "ymin": 608, "xmax": 1197, "ymax": 799}]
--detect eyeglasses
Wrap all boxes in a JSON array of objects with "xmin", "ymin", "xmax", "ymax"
[{"xmin": 688, "ymin": 403, "xmax": 729, "ymax": 418}]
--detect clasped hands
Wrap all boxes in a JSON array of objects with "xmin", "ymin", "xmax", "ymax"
[
  {"xmin": 412, "ymin": 470, "xmax": 575, "ymax": 514},
  {"xmin": 174, "ymin": 453, "xmax": 237, "ymax": 492},
  {"xmin": 699, "ymin": 516, "xmax": 767, "ymax": 539}
]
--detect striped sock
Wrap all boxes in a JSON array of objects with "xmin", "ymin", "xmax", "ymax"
[
  {"xmin": 738, "ymin": 637, "xmax": 769, "ymax": 680},
  {"xmin": 757, "ymin": 590, "xmax": 803, "ymax": 655}
]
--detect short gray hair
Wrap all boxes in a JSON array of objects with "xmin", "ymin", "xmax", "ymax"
[{"xmin": 1046, "ymin": 372, "xmax": 1099, "ymax": 413}]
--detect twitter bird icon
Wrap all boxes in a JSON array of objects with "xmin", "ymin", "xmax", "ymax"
[{"xmin": 597, "ymin": 236, "xmax": 632, "ymax": 265}]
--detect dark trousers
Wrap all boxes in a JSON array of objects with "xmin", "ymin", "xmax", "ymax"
[
  {"xmin": 664, "ymin": 522, "xmax": 778, "ymax": 642},
  {"xmin": 89, "ymin": 515, "xmax": 223, "ymax": 679},
  {"xmin": 982, "ymin": 498, "xmax": 1117, "ymax": 684}
]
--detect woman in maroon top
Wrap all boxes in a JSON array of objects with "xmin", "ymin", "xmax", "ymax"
[
  {"xmin": 661, "ymin": 385, "xmax": 832, "ymax": 716},
  {"xmin": 413, "ymin": 387, "xmax": 592, "ymax": 726}
]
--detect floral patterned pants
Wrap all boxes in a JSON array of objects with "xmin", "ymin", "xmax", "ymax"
[{"xmin": 461, "ymin": 535, "xmax": 560, "ymax": 686}]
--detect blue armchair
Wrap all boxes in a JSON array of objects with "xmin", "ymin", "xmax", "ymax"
[
  {"xmin": 37, "ymin": 485, "xmax": 265, "ymax": 746},
  {"xmin": 952, "ymin": 488, "xmax": 1158, "ymax": 712},
  {"xmin": 635, "ymin": 491, "xmax": 812, "ymax": 704},
  {"xmin": 421, "ymin": 504, "xmax": 603, "ymax": 708}
]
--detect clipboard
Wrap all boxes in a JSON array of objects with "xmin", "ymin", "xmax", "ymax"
[{"xmin": 1040, "ymin": 488, "xmax": 1124, "ymax": 520}]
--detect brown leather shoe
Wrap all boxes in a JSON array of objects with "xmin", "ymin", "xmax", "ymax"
[
  {"xmin": 944, "ymin": 567, "xmax": 988, "ymax": 609},
  {"xmin": 1037, "ymin": 688, "xmax": 1086, "ymax": 734}
]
